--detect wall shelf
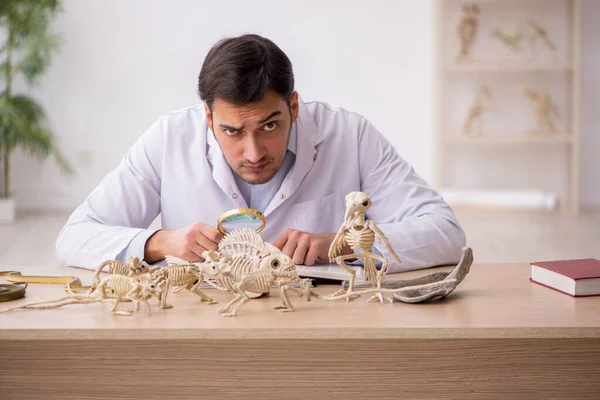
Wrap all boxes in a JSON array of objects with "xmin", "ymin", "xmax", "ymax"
[
  {"xmin": 445, "ymin": 62, "xmax": 573, "ymax": 72},
  {"xmin": 435, "ymin": 0, "xmax": 581, "ymax": 214},
  {"xmin": 444, "ymin": 134, "xmax": 573, "ymax": 145}
]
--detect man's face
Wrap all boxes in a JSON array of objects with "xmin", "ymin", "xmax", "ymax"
[{"xmin": 205, "ymin": 91, "xmax": 299, "ymax": 185}]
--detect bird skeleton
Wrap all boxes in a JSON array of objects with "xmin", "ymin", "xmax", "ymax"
[{"xmin": 328, "ymin": 192, "xmax": 402, "ymax": 303}]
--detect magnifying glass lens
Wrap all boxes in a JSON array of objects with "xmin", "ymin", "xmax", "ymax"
[{"xmin": 217, "ymin": 208, "xmax": 266, "ymax": 235}]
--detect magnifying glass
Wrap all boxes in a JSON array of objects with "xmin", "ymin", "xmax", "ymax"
[{"xmin": 217, "ymin": 208, "xmax": 266, "ymax": 235}]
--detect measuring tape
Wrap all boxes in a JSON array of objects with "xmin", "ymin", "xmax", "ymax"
[{"xmin": 0, "ymin": 271, "xmax": 91, "ymax": 301}]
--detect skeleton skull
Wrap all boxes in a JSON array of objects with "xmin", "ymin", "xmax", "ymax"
[
  {"xmin": 201, "ymin": 250, "xmax": 232, "ymax": 277},
  {"xmin": 344, "ymin": 191, "xmax": 372, "ymax": 222},
  {"xmin": 259, "ymin": 251, "xmax": 296, "ymax": 274}
]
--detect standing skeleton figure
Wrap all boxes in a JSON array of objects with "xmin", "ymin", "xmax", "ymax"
[
  {"xmin": 329, "ymin": 192, "xmax": 402, "ymax": 303},
  {"xmin": 456, "ymin": 4, "xmax": 480, "ymax": 62},
  {"xmin": 463, "ymin": 85, "xmax": 492, "ymax": 136},
  {"xmin": 524, "ymin": 88, "xmax": 560, "ymax": 134}
]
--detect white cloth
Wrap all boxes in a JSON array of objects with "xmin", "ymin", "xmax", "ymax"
[{"xmin": 55, "ymin": 98, "xmax": 466, "ymax": 273}]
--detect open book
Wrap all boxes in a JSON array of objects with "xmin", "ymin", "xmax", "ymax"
[{"xmin": 295, "ymin": 262, "xmax": 367, "ymax": 285}]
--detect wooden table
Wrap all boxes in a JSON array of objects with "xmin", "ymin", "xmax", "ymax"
[{"xmin": 1, "ymin": 263, "xmax": 599, "ymax": 399}]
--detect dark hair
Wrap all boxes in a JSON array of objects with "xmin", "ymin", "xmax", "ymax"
[{"xmin": 198, "ymin": 34, "xmax": 295, "ymax": 110}]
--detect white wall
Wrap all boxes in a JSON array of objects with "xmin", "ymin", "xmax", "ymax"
[
  {"xmin": 9, "ymin": 0, "xmax": 435, "ymax": 211},
  {"xmin": 7, "ymin": 0, "xmax": 598, "ymax": 211}
]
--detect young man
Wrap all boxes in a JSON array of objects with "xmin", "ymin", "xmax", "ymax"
[{"xmin": 55, "ymin": 34, "xmax": 466, "ymax": 273}]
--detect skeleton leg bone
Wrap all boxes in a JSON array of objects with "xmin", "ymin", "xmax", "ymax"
[
  {"xmin": 189, "ymin": 279, "xmax": 217, "ymax": 305},
  {"xmin": 222, "ymin": 276, "xmax": 256, "ymax": 317},
  {"xmin": 224, "ymin": 292, "xmax": 250, "ymax": 317},
  {"xmin": 110, "ymin": 299, "xmax": 133, "ymax": 316},
  {"xmin": 273, "ymin": 284, "xmax": 295, "ymax": 312},
  {"xmin": 158, "ymin": 281, "xmax": 173, "ymax": 309},
  {"xmin": 331, "ymin": 254, "xmax": 363, "ymax": 301},
  {"xmin": 217, "ymin": 294, "xmax": 241, "ymax": 314},
  {"xmin": 365, "ymin": 252, "xmax": 393, "ymax": 304}
]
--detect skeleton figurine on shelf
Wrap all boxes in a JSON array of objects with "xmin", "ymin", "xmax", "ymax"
[
  {"xmin": 210, "ymin": 229, "xmax": 311, "ymax": 317},
  {"xmin": 463, "ymin": 85, "xmax": 492, "ymax": 137},
  {"xmin": 0, "ymin": 273, "xmax": 164, "ymax": 316},
  {"xmin": 89, "ymin": 256, "xmax": 150, "ymax": 293},
  {"xmin": 491, "ymin": 27, "xmax": 524, "ymax": 53},
  {"xmin": 524, "ymin": 88, "xmax": 560, "ymax": 135},
  {"xmin": 328, "ymin": 192, "xmax": 402, "ymax": 304},
  {"xmin": 527, "ymin": 20, "xmax": 557, "ymax": 60},
  {"xmin": 455, "ymin": 3, "xmax": 480, "ymax": 63}
]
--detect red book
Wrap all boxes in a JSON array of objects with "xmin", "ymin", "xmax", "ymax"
[{"xmin": 530, "ymin": 258, "xmax": 600, "ymax": 297}]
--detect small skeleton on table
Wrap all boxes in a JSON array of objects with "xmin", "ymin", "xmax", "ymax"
[
  {"xmin": 0, "ymin": 273, "xmax": 164, "ymax": 316},
  {"xmin": 209, "ymin": 229, "xmax": 311, "ymax": 317},
  {"xmin": 328, "ymin": 192, "xmax": 402, "ymax": 304},
  {"xmin": 153, "ymin": 254, "xmax": 231, "ymax": 309},
  {"xmin": 88, "ymin": 256, "xmax": 150, "ymax": 293}
]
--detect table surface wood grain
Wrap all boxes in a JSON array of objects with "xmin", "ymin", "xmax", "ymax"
[{"xmin": 1, "ymin": 262, "xmax": 599, "ymax": 340}]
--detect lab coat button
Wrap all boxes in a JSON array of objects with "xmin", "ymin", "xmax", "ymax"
[
  {"xmin": 280, "ymin": 193, "xmax": 285, "ymax": 199},
  {"xmin": 207, "ymin": 154, "xmax": 212, "ymax": 161},
  {"xmin": 232, "ymin": 193, "xmax": 238, "ymax": 199}
]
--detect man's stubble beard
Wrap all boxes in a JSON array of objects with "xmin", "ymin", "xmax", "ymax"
[{"xmin": 234, "ymin": 114, "xmax": 293, "ymax": 186}]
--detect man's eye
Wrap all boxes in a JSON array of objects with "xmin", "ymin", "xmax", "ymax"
[
  {"xmin": 223, "ymin": 128, "xmax": 239, "ymax": 136},
  {"xmin": 263, "ymin": 122, "xmax": 278, "ymax": 132}
]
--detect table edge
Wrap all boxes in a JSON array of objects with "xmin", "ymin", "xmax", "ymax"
[{"xmin": 1, "ymin": 327, "xmax": 599, "ymax": 340}]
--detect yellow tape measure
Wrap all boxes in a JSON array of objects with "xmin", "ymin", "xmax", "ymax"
[{"xmin": 0, "ymin": 271, "xmax": 91, "ymax": 301}]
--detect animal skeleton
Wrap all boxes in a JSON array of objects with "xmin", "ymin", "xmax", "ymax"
[
  {"xmin": 0, "ymin": 274, "xmax": 163, "ymax": 316},
  {"xmin": 342, "ymin": 247, "xmax": 473, "ymax": 303},
  {"xmin": 211, "ymin": 228, "xmax": 310, "ymax": 317},
  {"xmin": 492, "ymin": 28, "xmax": 524, "ymax": 53},
  {"xmin": 524, "ymin": 88, "xmax": 560, "ymax": 134},
  {"xmin": 152, "ymin": 255, "xmax": 228, "ymax": 309},
  {"xmin": 463, "ymin": 85, "xmax": 492, "ymax": 136},
  {"xmin": 455, "ymin": 3, "xmax": 480, "ymax": 63},
  {"xmin": 89, "ymin": 256, "xmax": 149, "ymax": 293},
  {"xmin": 328, "ymin": 192, "xmax": 402, "ymax": 303},
  {"xmin": 527, "ymin": 20, "xmax": 557, "ymax": 59}
]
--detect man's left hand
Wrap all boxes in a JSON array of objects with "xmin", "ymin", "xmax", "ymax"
[{"xmin": 273, "ymin": 229, "xmax": 352, "ymax": 265}]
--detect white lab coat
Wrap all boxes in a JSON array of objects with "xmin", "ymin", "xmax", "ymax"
[{"xmin": 55, "ymin": 98, "xmax": 466, "ymax": 273}]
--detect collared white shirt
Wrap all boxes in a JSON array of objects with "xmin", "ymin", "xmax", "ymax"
[{"xmin": 55, "ymin": 98, "xmax": 466, "ymax": 273}]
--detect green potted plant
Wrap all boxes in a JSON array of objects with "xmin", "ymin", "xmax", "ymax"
[{"xmin": 0, "ymin": 0, "xmax": 73, "ymax": 222}]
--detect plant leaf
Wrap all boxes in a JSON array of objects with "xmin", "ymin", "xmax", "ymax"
[{"xmin": 0, "ymin": 94, "xmax": 74, "ymax": 176}]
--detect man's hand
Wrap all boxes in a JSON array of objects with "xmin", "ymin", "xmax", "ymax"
[
  {"xmin": 144, "ymin": 222, "xmax": 224, "ymax": 263},
  {"xmin": 273, "ymin": 229, "xmax": 353, "ymax": 265}
]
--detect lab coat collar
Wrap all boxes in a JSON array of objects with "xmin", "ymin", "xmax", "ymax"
[{"xmin": 206, "ymin": 96, "xmax": 323, "ymax": 215}]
